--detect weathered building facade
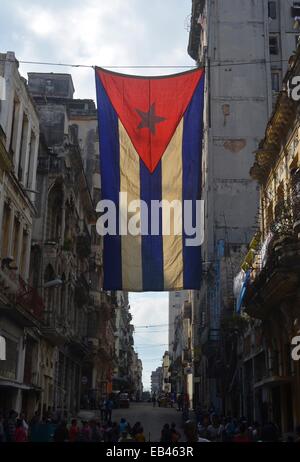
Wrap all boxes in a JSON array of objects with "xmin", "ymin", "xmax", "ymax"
[
  {"xmin": 236, "ymin": 48, "xmax": 300, "ymax": 435},
  {"xmin": 151, "ymin": 366, "xmax": 162, "ymax": 395},
  {"xmin": 0, "ymin": 54, "xmax": 143, "ymax": 419},
  {"xmin": 113, "ymin": 291, "xmax": 140, "ymax": 397},
  {"xmin": 187, "ymin": 0, "xmax": 300, "ymax": 413},
  {"xmin": 26, "ymin": 71, "xmax": 118, "ymax": 417},
  {"xmin": 0, "ymin": 52, "xmax": 40, "ymax": 417}
]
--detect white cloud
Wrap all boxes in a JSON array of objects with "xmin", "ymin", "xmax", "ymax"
[
  {"xmin": 130, "ymin": 292, "xmax": 169, "ymax": 390},
  {"xmin": 1, "ymin": 0, "xmax": 194, "ymax": 99}
]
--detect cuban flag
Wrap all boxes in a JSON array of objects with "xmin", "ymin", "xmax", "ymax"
[{"xmin": 95, "ymin": 67, "xmax": 205, "ymax": 291}]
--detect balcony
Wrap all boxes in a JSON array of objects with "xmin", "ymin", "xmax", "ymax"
[
  {"xmin": 16, "ymin": 276, "xmax": 45, "ymax": 321},
  {"xmin": 76, "ymin": 234, "xmax": 91, "ymax": 259},
  {"xmin": 244, "ymin": 235, "xmax": 300, "ymax": 319},
  {"xmin": 41, "ymin": 313, "xmax": 67, "ymax": 345},
  {"xmin": 68, "ymin": 332, "xmax": 89, "ymax": 356},
  {"xmin": 0, "ymin": 275, "xmax": 45, "ymax": 327}
]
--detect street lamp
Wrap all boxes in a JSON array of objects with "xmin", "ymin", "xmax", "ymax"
[
  {"xmin": 44, "ymin": 278, "xmax": 63, "ymax": 289},
  {"xmin": 18, "ymin": 278, "xmax": 64, "ymax": 298}
]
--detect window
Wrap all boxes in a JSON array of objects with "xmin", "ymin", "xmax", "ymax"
[
  {"xmin": 271, "ymin": 72, "xmax": 280, "ymax": 92},
  {"xmin": 268, "ymin": 1, "xmax": 277, "ymax": 19},
  {"xmin": 26, "ymin": 131, "xmax": 36, "ymax": 189},
  {"xmin": 0, "ymin": 337, "xmax": 18, "ymax": 380},
  {"xmin": 18, "ymin": 113, "xmax": 29, "ymax": 182},
  {"xmin": 292, "ymin": 2, "xmax": 300, "ymax": 18},
  {"xmin": 269, "ymin": 36, "xmax": 279, "ymax": 55},
  {"xmin": 266, "ymin": 202, "xmax": 274, "ymax": 231},
  {"xmin": 12, "ymin": 218, "xmax": 20, "ymax": 262},
  {"xmin": 20, "ymin": 230, "xmax": 28, "ymax": 277},
  {"xmin": 1, "ymin": 203, "xmax": 11, "ymax": 258},
  {"xmin": 9, "ymin": 97, "xmax": 20, "ymax": 157}
]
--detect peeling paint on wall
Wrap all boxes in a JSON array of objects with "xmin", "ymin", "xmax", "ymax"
[{"xmin": 223, "ymin": 139, "xmax": 246, "ymax": 153}]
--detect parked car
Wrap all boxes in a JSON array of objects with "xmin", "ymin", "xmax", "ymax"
[{"xmin": 119, "ymin": 393, "xmax": 130, "ymax": 408}]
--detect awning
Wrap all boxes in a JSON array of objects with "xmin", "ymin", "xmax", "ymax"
[{"xmin": 0, "ymin": 379, "xmax": 42, "ymax": 391}]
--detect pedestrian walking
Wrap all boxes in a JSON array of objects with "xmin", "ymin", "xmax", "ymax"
[
  {"xmin": 233, "ymin": 423, "xmax": 251, "ymax": 443},
  {"xmin": 119, "ymin": 417, "xmax": 129, "ymax": 434},
  {"xmin": 79, "ymin": 421, "xmax": 92, "ymax": 442},
  {"xmin": 134, "ymin": 426, "xmax": 146, "ymax": 442},
  {"xmin": 160, "ymin": 423, "xmax": 171, "ymax": 443},
  {"xmin": 170, "ymin": 422, "xmax": 181, "ymax": 443},
  {"xmin": 15, "ymin": 419, "xmax": 27, "ymax": 442},
  {"xmin": 184, "ymin": 420, "xmax": 210, "ymax": 443},
  {"xmin": 90, "ymin": 419, "xmax": 102, "ymax": 442},
  {"xmin": 100, "ymin": 397, "xmax": 106, "ymax": 422},
  {"xmin": 53, "ymin": 420, "xmax": 69, "ymax": 442},
  {"xmin": 177, "ymin": 394, "xmax": 183, "ymax": 411},
  {"xmin": 110, "ymin": 422, "xmax": 119, "ymax": 442},
  {"xmin": 0, "ymin": 413, "xmax": 6, "ymax": 442},
  {"xmin": 207, "ymin": 414, "xmax": 224, "ymax": 442},
  {"xmin": 105, "ymin": 398, "xmax": 113, "ymax": 421},
  {"xmin": 131, "ymin": 421, "xmax": 142, "ymax": 438},
  {"xmin": 4, "ymin": 410, "xmax": 17, "ymax": 442},
  {"xmin": 69, "ymin": 419, "xmax": 80, "ymax": 442},
  {"xmin": 152, "ymin": 395, "xmax": 156, "ymax": 407}
]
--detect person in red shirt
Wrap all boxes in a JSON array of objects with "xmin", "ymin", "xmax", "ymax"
[
  {"xmin": 69, "ymin": 419, "xmax": 80, "ymax": 442},
  {"xmin": 233, "ymin": 423, "xmax": 251, "ymax": 443},
  {"xmin": 15, "ymin": 419, "xmax": 27, "ymax": 442}
]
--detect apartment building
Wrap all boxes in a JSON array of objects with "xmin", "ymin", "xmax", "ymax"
[{"xmin": 187, "ymin": 0, "xmax": 300, "ymax": 412}]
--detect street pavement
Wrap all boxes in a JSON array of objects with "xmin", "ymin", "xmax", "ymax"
[
  {"xmin": 78, "ymin": 402, "xmax": 185, "ymax": 442},
  {"xmin": 113, "ymin": 402, "xmax": 184, "ymax": 442}
]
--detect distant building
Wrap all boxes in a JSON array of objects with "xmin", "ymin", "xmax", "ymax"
[
  {"xmin": 168, "ymin": 291, "xmax": 189, "ymax": 354},
  {"xmin": 151, "ymin": 367, "xmax": 162, "ymax": 395},
  {"xmin": 162, "ymin": 351, "xmax": 171, "ymax": 394}
]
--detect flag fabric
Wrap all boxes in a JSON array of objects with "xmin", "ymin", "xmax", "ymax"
[{"xmin": 95, "ymin": 67, "xmax": 205, "ymax": 291}]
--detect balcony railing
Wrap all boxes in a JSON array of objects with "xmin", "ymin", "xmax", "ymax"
[{"xmin": 16, "ymin": 276, "xmax": 45, "ymax": 321}]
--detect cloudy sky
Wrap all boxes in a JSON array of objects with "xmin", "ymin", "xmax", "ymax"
[{"xmin": 0, "ymin": 0, "xmax": 194, "ymax": 390}]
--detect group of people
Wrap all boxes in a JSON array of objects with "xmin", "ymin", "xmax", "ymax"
[
  {"xmin": 0, "ymin": 409, "xmax": 146, "ymax": 443},
  {"xmin": 195, "ymin": 412, "xmax": 300, "ymax": 443},
  {"xmin": 151, "ymin": 392, "xmax": 189, "ymax": 410},
  {"xmin": 54, "ymin": 417, "xmax": 147, "ymax": 443},
  {"xmin": 0, "ymin": 410, "xmax": 34, "ymax": 442}
]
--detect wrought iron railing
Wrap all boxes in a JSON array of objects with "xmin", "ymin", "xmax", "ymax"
[{"xmin": 16, "ymin": 276, "xmax": 45, "ymax": 320}]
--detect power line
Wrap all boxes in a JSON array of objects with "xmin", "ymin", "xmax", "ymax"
[
  {"xmin": 0, "ymin": 56, "xmax": 294, "ymax": 70},
  {"xmin": 0, "ymin": 58, "xmax": 196, "ymax": 69},
  {"xmin": 134, "ymin": 323, "xmax": 169, "ymax": 328}
]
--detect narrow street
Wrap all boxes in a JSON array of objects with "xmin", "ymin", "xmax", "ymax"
[{"xmin": 78, "ymin": 402, "xmax": 184, "ymax": 442}]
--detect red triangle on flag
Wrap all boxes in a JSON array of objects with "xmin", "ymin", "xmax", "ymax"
[{"xmin": 96, "ymin": 68, "xmax": 204, "ymax": 173}]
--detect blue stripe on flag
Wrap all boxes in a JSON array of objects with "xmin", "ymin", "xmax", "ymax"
[
  {"xmin": 95, "ymin": 74, "xmax": 122, "ymax": 290},
  {"xmin": 182, "ymin": 74, "xmax": 205, "ymax": 289},
  {"xmin": 140, "ymin": 160, "xmax": 164, "ymax": 291}
]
